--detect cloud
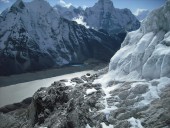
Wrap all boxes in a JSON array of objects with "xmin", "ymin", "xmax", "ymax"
[
  {"xmin": 133, "ymin": 8, "xmax": 148, "ymax": 16},
  {"xmin": 58, "ymin": 0, "xmax": 72, "ymax": 8},
  {"xmin": 73, "ymin": 15, "xmax": 89, "ymax": 28},
  {"xmin": 0, "ymin": 0, "xmax": 10, "ymax": 3}
]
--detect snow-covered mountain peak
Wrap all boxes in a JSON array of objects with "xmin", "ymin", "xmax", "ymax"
[
  {"xmin": 85, "ymin": 0, "xmax": 140, "ymax": 34},
  {"xmin": 53, "ymin": 0, "xmax": 140, "ymax": 35},
  {"xmin": 26, "ymin": 0, "xmax": 53, "ymax": 14},
  {"xmin": 68, "ymin": 5, "xmax": 76, "ymax": 10},
  {"xmin": 97, "ymin": 0, "xmax": 114, "ymax": 5},
  {"xmin": 0, "ymin": 0, "xmax": 123, "ymax": 75},
  {"xmin": 93, "ymin": 0, "xmax": 115, "ymax": 11},
  {"xmin": 89, "ymin": 0, "xmax": 115, "ymax": 17},
  {"xmin": 12, "ymin": 0, "xmax": 24, "ymax": 7},
  {"xmin": 10, "ymin": 0, "xmax": 25, "ymax": 13}
]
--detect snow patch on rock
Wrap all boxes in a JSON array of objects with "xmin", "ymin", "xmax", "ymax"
[
  {"xmin": 101, "ymin": 122, "xmax": 114, "ymax": 128},
  {"xmin": 128, "ymin": 117, "xmax": 143, "ymax": 128},
  {"xmin": 86, "ymin": 88, "xmax": 97, "ymax": 95},
  {"xmin": 137, "ymin": 77, "xmax": 170, "ymax": 107}
]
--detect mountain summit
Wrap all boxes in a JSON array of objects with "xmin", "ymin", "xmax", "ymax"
[
  {"xmin": 10, "ymin": 0, "xmax": 25, "ymax": 13},
  {"xmin": 55, "ymin": 0, "xmax": 140, "ymax": 35},
  {"xmin": 0, "ymin": 0, "xmax": 121, "ymax": 75}
]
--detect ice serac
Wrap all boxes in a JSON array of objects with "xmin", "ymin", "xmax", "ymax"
[
  {"xmin": 109, "ymin": 0, "xmax": 170, "ymax": 80},
  {"xmin": 0, "ymin": 0, "xmax": 121, "ymax": 75}
]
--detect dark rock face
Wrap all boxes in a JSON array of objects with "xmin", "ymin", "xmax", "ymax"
[
  {"xmin": 71, "ymin": 77, "xmax": 84, "ymax": 84},
  {"xmin": 29, "ymin": 84, "xmax": 70, "ymax": 125},
  {"xmin": 0, "ymin": 0, "xmax": 122, "ymax": 76},
  {"xmin": 140, "ymin": 86, "xmax": 170, "ymax": 128},
  {"xmin": 26, "ymin": 77, "xmax": 170, "ymax": 128},
  {"xmin": 131, "ymin": 84, "xmax": 148, "ymax": 94},
  {"xmin": 27, "ymin": 74, "xmax": 107, "ymax": 128}
]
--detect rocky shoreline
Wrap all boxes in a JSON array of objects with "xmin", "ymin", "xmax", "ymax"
[{"xmin": 0, "ymin": 68, "xmax": 170, "ymax": 128}]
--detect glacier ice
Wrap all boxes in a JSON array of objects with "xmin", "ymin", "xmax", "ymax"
[{"xmin": 108, "ymin": 0, "xmax": 170, "ymax": 80}]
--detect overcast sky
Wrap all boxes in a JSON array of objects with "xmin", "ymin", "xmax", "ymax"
[{"xmin": 0, "ymin": 0, "xmax": 166, "ymax": 14}]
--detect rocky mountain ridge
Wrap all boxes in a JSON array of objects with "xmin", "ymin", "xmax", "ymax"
[
  {"xmin": 54, "ymin": 0, "xmax": 140, "ymax": 35},
  {"xmin": 0, "ymin": 0, "xmax": 122, "ymax": 75}
]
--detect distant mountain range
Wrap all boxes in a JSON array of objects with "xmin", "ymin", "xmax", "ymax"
[
  {"xmin": 0, "ymin": 0, "xmax": 140, "ymax": 75},
  {"xmin": 54, "ymin": 0, "xmax": 140, "ymax": 35}
]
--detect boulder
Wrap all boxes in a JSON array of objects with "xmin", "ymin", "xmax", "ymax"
[{"xmin": 71, "ymin": 77, "xmax": 84, "ymax": 84}]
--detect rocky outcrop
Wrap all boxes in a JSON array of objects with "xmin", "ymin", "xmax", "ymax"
[
  {"xmin": 28, "ymin": 73, "xmax": 103, "ymax": 127},
  {"xmin": 0, "ymin": 71, "xmax": 170, "ymax": 128}
]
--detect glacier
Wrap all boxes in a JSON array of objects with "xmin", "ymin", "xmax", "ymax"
[
  {"xmin": 92, "ymin": 1, "xmax": 170, "ymax": 127},
  {"xmin": 107, "ymin": 0, "xmax": 170, "ymax": 80}
]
